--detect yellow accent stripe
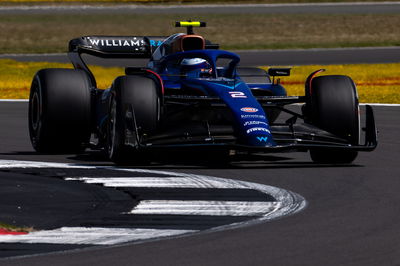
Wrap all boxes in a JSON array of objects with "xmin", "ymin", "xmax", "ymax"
[{"xmin": 178, "ymin": 21, "xmax": 201, "ymax": 27}]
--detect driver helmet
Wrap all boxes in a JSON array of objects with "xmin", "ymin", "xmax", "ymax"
[{"xmin": 181, "ymin": 58, "xmax": 212, "ymax": 76}]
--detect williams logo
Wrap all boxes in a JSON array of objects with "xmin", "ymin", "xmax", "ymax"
[
  {"xmin": 240, "ymin": 107, "xmax": 258, "ymax": 113},
  {"xmin": 87, "ymin": 37, "xmax": 144, "ymax": 47},
  {"xmin": 256, "ymin": 136, "xmax": 269, "ymax": 142}
]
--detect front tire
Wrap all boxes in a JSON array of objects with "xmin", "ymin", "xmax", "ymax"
[
  {"xmin": 106, "ymin": 75, "xmax": 160, "ymax": 164},
  {"xmin": 306, "ymin": 75, "xmax": 360, "ymax": 163},
  {"xmin": 29, "ymin": 69, "xmax": 92, "ymax": 153}
]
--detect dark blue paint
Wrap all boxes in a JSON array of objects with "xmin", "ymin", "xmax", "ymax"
[{"xmin": 149, "ymin": 49, "xmax": 285, "ymax": 147}]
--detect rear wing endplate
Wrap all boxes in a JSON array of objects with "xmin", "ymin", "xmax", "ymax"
[{"xmin": 68, "ymin": 36, "xmax": 166, "ymax": 87}]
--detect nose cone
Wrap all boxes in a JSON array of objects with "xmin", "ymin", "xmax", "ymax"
[
  {"xmin": 240, "ymin": 115, "xmax": 276, "ymax": 147},
  {"xmin": 243, "ymin": 133, "xmax": 276, "ymax": 147},
  {"xmin": 201, "ymin": 80, "xmax": 276, "ymax": 147}
]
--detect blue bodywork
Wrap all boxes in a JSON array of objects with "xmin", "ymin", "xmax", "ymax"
[
  {"xmin": 148, "ymin": 49, "xmax": 287, "ymax": 147},
  {"xmin": 63, "ymin": 32, "xmax": 377, "ymax": 159}
]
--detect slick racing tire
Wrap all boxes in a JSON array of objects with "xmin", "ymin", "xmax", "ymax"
[
  {"xmin": 236, "ymin": 67, "xmax": 271, "ymax": 84},
  {"xmin": 106, "ymin": 75, "xmax": 160, "ymax": 164},
  {"xmin": 29, "ymin": 68, "xmax": 92, "ymax": 153},
  {"xmin": 307, "ymin": 75, "xmax": 360, "ymax": 163}
]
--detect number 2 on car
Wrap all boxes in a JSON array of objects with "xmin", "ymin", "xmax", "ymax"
[{"xmin": 229, "ymin": 91, "xmax": 247, "ymax": 98}]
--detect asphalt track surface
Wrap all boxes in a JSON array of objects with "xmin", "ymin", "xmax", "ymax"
[
  {"xmin": 2, "ymin": 2, "xmax": 400, "ymax": 14},
  {"xmin": 1, "ymin": 41, "xmax": 400, "ymax": 264},
  {"xmin": 3, "ymin": 46, "xmax": 400, "ymax": 66},
  {"xmin": 0, "ymin": 100, "xmax": 399, "ymax": 265},
  {"xmin": 0, "ymin": 3, "xmax": 400, "ymax": 264}
]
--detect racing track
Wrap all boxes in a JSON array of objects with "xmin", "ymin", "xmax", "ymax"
[
  {"xmin": 0, "ymin": 49, "xmax": 399, "ymax": 265},
  {"xmin": 0, "ymin": 102, "xmax": 399, "ymax": 265},
  {"xmin": 3, "ymin": 46, "xmax": 400, "ymax": 66},
  {"xmin": 2, "ymin": 2, "xmax": 400, "ymax": 14}
]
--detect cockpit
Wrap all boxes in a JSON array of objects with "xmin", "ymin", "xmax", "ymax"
[
  {"xmin": 157, "ymin": 50, "xmax": 240, "ymax": 80},
  {"xmin": 148, "ymin": 22, "xmax": 240, "ymax": 82}
]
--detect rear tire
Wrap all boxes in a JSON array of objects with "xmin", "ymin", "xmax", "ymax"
[
  {"xmin": 307, "ymin": 75, "xmax": 360, "ymax": 163},
  {"xmin": 106, "ymin": 75, "xmax": 160, "ymax": 164},
  {"xmin": 29, "ymin": 69, "xmax": 92, "ymax": 153}
]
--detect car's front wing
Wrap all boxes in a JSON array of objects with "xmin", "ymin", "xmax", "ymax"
[{"xmin": 127, "ymin": 105, "xmax": 377, "ymax": 153}]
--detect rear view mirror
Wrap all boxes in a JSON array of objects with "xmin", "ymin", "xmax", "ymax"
[{"xmin": 268, "ymin": 68, "xmax": 291, "ymax": 77}]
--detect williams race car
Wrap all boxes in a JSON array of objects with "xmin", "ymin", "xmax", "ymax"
[{"xmin": 28, "ymin": 21, "xmax": 377, "ymax": 164}]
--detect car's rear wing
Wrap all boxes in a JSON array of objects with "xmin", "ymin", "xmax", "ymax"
[
  {"xmin": 68, "ymin": 35, "xmax": 219, "ymax": 57},
  {"xmin": 68, "ymin": 35, "xmax": 219, "ymax": 87},
  {"xmin": 68, "ymin": 36, "xmax": 167, "ymax": 58},
  {"xmin": 68, "ymin": 35, "xmax": 166, "ymax": 87}
]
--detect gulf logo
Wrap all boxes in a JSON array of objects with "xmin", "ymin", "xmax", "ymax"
[{"xmin": 240, "ymin": 107, "xmax": 258, "ymax": 113}]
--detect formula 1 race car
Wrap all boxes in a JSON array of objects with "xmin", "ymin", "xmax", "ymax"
[{"xmin": 28, "ymin": 21, "xmax": 377, "ymax": 164}]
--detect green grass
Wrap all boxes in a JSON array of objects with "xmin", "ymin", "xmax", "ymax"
[
  {"xmin": 1, "ymin": 13, "xmax": 400, "ymax": 53},
  {"xmin": 0, "ymin": 222, "xmax": 32, "ymax": 232}
]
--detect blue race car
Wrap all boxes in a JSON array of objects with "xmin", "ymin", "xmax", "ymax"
[{"xmin": 28, "ymin": 21, "xmax": 377, "ymax": 164}]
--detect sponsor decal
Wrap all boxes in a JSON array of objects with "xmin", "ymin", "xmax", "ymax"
[
  {"xmin": 229, "ymin": 91, "xmax": 247, "ymax": 98},
  {"xmin": 241, "ymin": 114, "xmax": 266, "ymax": 119},
  {"xmin": 240, "ymin": 107, "xmax": 258, "ymax": 113},
  {"xmin": 246, "ymin": 127, "xmax": 271, "ymax": 134},
  {"xmin": 88, "ymin": 37, "xmax": 144, "ymax": 47},
  {"xmin": 149, "ymin": 40, "xmax": 164, "ymax": 47},
  {"xmin": 256, "ymin": 136, "xmax": 269, "ymax": 142},
  {"xmin": 244, "ymin": 121, "xmax": 268, "ymax": 127}
]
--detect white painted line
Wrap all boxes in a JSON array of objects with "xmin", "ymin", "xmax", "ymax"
[
  {"xmin": 0, "ymin": 160, "xmax": 97, "ymax": 169},
  {"xmin": 0, "ymin": 99, "xmax": 28, "ymax": 102},
  {"xmin": 65, "ymin": 177, "xmax": 249, "ymax": 189},
  {"xmin": 0, "ymin": 227, "xmax": 195, "ymax": 246},
  {"xmin": 0, "ymin": 159, "xmax": 306, "ymax": 221},
  {"xmin": 130, "ymin": 200, "xmax": 280, "ymax": 216},
  {"xmin": 0, "ymin": 160, "xmax": 306, "ymax": 246},
  {"xmin": 360, "ymin": 103, "xmax": 400, "ymax": 106}
]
